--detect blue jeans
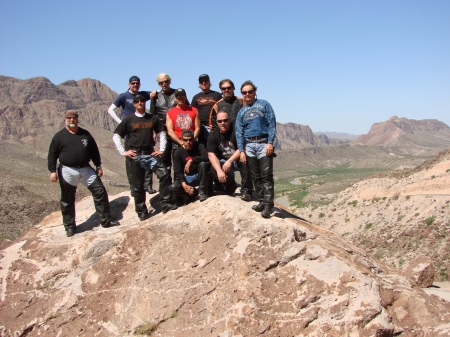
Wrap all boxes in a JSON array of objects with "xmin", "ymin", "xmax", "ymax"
[{"xmin": 245, "ymin": 143, "xmax": 267, "ymax": 159}]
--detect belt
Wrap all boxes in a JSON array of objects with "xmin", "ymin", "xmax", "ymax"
[
  {"xmin": 131, "ymin": 148, "xmax": 153, "ymax": 155},
  {"xmin": 245, "ymin": 135, "xmax": 268, "ymax": 143}
]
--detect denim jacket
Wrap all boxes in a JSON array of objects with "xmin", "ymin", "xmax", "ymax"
[{"xmin": 235, "ymin": 99, "xmax": 276, "ymax": 151}]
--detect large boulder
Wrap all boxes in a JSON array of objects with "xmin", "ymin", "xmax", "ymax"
[{"xmin": 1, "ymin": 194, "xmax": 450, "ymax": 336}]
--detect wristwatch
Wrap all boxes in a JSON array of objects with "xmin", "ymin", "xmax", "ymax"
[
  {"xmin": 228, "ymin": 159, "xmax": 234, "ymax": 164},
  {"xmin": 96, "ymin": 166, "xmax": 102, "ymax": 169}
]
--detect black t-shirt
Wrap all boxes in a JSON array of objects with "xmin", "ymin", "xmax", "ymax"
[
  {"xmin": 114, "ymin": 113, "xmax": 162, "ymax": 150},
  {"xmin": 191, "ymin": 90, "xmax": 222, "ymax": 124},
  {"xmin": 173, "ymin": 142, "xmax": 208, "ymax": 181},
  {"xmin": 48, "ymin": 127, "xmax": 101, "ymax": 172},
  {"xmin": 206, "ymin": 126, "xmax": 237, "ymax": 160}
]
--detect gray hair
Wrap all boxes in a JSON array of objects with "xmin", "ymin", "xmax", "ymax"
[{"xmin": 156, "ymin": 73, "xmax": 171, "ymax": 83}]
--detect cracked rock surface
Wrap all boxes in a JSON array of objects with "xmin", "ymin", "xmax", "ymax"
[{"xmin": 1, "ymin": 193, "xmax": 450, "ymax": 336}]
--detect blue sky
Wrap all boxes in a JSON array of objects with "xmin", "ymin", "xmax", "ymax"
[{"xmin": 1, "ymin": 0, "xmax": 449, "ymax": 134}]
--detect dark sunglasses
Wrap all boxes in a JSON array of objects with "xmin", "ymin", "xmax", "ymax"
[
  {"xmin": 175, "ymin": 95, "xmax": 186, "ymax": 99},
  {"xmin": 182, "ymin": 138, "xmax": 194, "ymax": 142},
  {"xmin": 66, "ymin": 116, "xmax": 78, "ymax": 120},
  {"xmin": 130, "ymin": 82, "xmax": 140, "ymax": 85},
  {"xmin": 241, "ymin": 90, "xmax": 254, "ymax": 95},
  {"xmin": 158, "ymin": 80, "xmax": 170, "ymax": 85},
  {"xmin": 134, "ymin": 99, "xmax": 145, "ymax": 103},
  {"xmin": 220, "ymin": 86, "xmax": 232, "ymax": 91},
  {"xmin": 217, "ymin": 119, "xmax": 229, "ymax": 123}
]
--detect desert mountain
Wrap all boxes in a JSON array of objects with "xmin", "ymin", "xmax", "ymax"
[
  {"xmin": 352, "ymin": 116, "xmax": 450, "ymax": 152},
  {"xmin": 302, "ymin": 149, "xmax": 450, "ymax": 281},
  {"xmin": 1, "ymin": 194, "xmax": 450, "ymax": 336}
]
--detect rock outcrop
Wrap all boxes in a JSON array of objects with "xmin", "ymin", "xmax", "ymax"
[
  {"xmin": 1, "ymin": 194, "xmax": 450, "ymax": 336},
  {"xmin": 352, "ymin": 116, "xmax": 450, "ymax": 153}
]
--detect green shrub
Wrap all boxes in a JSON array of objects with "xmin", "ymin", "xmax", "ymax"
[
  {"xmin": 348, "ymin": 200, "xmax": 358, "ymax": 207},
  {"xmin": 319, "ymin": 212, "xmax": 325, "ymax": 218},
  {"xmin": 365, "ymin": 223, "xmax": 373, "ymax": 230},
  {"xmin": 425, "ymin": 216, "xmax": 436, "ymax": 226},
  {"xmin": 134, "ymin": 321, "xmax": 158, "ymax": 335}
]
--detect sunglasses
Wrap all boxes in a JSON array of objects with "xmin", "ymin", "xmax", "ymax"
[
  {"xmin": 134, "ymin": 99, "xmax": 145, "ymax": 103},
  {"xmin": 217, "ymin": 119, "xmax": 229, "ymax": 123},
  {"xmin": 175, "ymin": 95, "xmax": 186, "ymax": 99},
  {"xmin": 221, "ymin": 86, "xmax": 232, "ymax": 91},
  {"xmin": 66, "ymin": 116, "xmax": 78, "ymax": 120},
  {"xmin": 158, "ymin": 80, "xmax": 170, "ymax": 85},
  {"xmin": 182, "ymin": 138, "xmax": 194, "ymax": 142},
  {"xmin": 130, "ymin": 82, "xmax": 140, "ymax": 86},
  {"xmin": 241, "ymin": 90, "xmax": 254, "ymax": 95}
]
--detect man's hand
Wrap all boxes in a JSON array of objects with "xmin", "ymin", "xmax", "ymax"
[
  {"xmin": 123, "ymin": 149, "xmax": 137, "ymax": 158},
  {"xmin": 184, "ymin": 159, "xmax": 192, "ymax": 174},
  {"xmin": 49, "ymin": 172, "xmax": 58, "ymax": 183},
  {"xmin": 266, "ymin": 144, "xmax": 274, "ymax": 157},
  {"xmin": 217, "ymin": 170, "xmax": 227, "ymax": 183},
  {"xmin": 240, "ymin": 152, "xmax": 247, "ymax": 163},
  {"xmin": 222, "ymin": 160, "xmax": 232, "ymax": 174},
  {"xmin": 152, "ymin": 150, "xmax": 163, "ymax": 156},
  {"xmin": 96, "ymin": 167, "xmax": 103, "ymax": 178},
  {"xmin": 149, "ymin": 90, "xmax": 157, "ymax": 99},
  {"xmin": 182, "ymin": 182, "xmax": 195, "ymax": 195}
]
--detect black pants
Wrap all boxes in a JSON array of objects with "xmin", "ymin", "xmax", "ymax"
[
  {"xmin": 238, "ymin": 160, "xmax": 254, "ymax": 196},
  {"xmin": 58, "ymin": 165, "xmax": 111, "ymax": 230},
  {"xmin": 170, "ymin": 162, "xmax": 212, "ymax": 196},
  {"xmin": 130, "ymin": 155, "xmax": 172, "ymax": 217},
  {"xmin": 246, "ymin": 156, "xmax": 274, "ymax": 208},
  {"xmin": 126, "ymin": 157, "xmax": 153, "ymax": 192}
]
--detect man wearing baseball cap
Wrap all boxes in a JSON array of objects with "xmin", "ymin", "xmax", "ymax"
[
  {"xmin": 48, "ymin": 110, "xmax": 119, "ymax": 237},
  {"xmin": 191, "ymin": 74, "xmax": 222, "ymax": 145},
  {"xmin": 107, "ymin": 76, "xmax": 156, "ymax": 195},
  {"xmin": 113, "ymin": 94, "xmax": 177, "ymax": 221}
]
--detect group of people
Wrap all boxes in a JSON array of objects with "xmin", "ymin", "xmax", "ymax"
[{"xmin": 48, "ymin": 73, "xmax": 277, "ymax": 237}]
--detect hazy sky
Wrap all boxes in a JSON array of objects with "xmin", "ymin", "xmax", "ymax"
[{"xmin": 1, "ymin": 0, "xmax": 449, "ymax": 135}]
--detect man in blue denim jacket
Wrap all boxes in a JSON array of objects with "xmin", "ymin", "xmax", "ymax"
[{"xmin": 235, "ymin": 81, "xmax": 276, "ymax": 218}]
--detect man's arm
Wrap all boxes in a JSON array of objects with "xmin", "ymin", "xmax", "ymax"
[
  {"xmin": 193, "ymin": 111, "xmax": 201, "ymax": 140},
  {"xmin": 47, "ymin": 135, "xmax": 59, "ymax": 182},
  {"xmin": 108, "ymin": 103, "xmax": 122, "ymax": 124},
  {"xmin": 166, "ymin": 114, "xmax": 183, "ymax": 146}
]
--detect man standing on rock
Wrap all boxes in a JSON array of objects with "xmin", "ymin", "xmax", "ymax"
[
  {"xmin": 150, "ymin": 73, "xmax": 177, "ymax": 169},
  {"xmin": 209, "ymin": 78, "xmax": 244, "ymax": 129},
  {"xmin": 191, "ymin": 74, "xmax": 222, "ymax": 145},
  {"xmin": 113, "ymin": 93, "xmax": 178, "ymax": 221},
  {"xmin": 235, "ymin": 81, "xmax": 277, "ymax": 218},
  {"xmin": 48, "ymin": 110, "xmax": 119, "ymax": 237},
  {"xmin": 107, "ymin": 75, "xmax": 156, "ymax": 195}
]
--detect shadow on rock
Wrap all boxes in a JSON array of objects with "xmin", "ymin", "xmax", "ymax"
[{"xmin": 77, "ymin": 196, "xmax": 130, "ymax": 233}]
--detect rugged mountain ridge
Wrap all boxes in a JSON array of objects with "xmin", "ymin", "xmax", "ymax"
[
  {"xmin": 1, "ymin": 195, "xmax": 450, "ymax": 336},
  {"xmin": 352, "ymin": 116, "xmax": 450, "ymax": 151}
]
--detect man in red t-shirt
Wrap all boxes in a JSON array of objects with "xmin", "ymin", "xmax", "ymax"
[{"xmin": 166, "ymin": 88, "xmax": 201, "ymax": 159}]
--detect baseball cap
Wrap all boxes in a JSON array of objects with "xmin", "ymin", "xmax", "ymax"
[
  {"xmin": 65, "ymin": 110, "xmax": 79, "ymax": 117},
  {"xmin": 129, "ymin": 76, "xmax": 140, "ymax": 83},
  {"xmin": 198, "ymin": 74, "xmax": 210, "ymax": 82},
  {"xmin": 175, "ymin": 88, "xmax": 187, "ymax": 97},
  {"xmin": 133, "ymin": 93, "xmax": 148, "ymax": 102}
]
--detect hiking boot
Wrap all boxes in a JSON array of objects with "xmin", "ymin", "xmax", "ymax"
[
  {"xmin": 102, "ymin": 220, "xmax": 120, "ymax": 228},
  {"xmin": 162, "ymin": 204, "xmax": 178, "ymax": 214},
  {"xmin": 252, "ymin": 202, "xmax": 264, "ymax": 212},
  {"xmin": 199, "ymin": 193, "xmax": 208, "ymax": 202},
  {"xmin": 139, "ymin": 212, "xmax": 151, "ymax": 221},
  {"xmin": 261, "ymin": 206, "xmax": 273, "ymax": 219},
  {"xmin": 66, "ymin": 227, "xmax": 76, "ymax": 237},
  {"xmin": 241, "ymin": 193, "xmax": 252, "ymax": 202}
]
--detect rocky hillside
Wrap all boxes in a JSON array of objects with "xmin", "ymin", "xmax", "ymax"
[
  {"xmin": 301, "ymin": 149, "xmax": 450, "ymax": 281},
  {"xmin": 352, "ymin": 116, "xmax": 450, "ymax": 153},
  {"xmin": 1, "ymin": 194, "xmax": 450, "ymax": 336}
]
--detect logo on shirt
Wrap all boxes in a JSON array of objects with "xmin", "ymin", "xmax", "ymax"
[
  {"xmin": 81, "ymin": 139, "xmax": 88, "ymax": 147},
  {"xmin": 175, "ymin": 114, "xmax": 193, "ymax": 130}
]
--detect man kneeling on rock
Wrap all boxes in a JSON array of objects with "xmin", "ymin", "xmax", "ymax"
[
  {"xmin": 207, "ymin": 111, "xmax": 253, "ymax": 199},
  {"xmin": 48, "ymin": 110, "xmax": 119, "ymax": 237},
  {"xmin": 113, "ymin": 93, "xmax": 177, "ymax": 221},
  {"xmin": 170, "ymin": 130, "xmax": 212, "ymax": 204}
]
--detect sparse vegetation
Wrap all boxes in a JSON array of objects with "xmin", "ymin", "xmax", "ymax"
[
  {"xmin": 134, "ymin": 321, "xmax": 158, "ymax": 335},
  {"xmin": 372, "ymin": 197, "xmax": 381, "ymax": 202},
  {"xmin": 365, "ymin": 223, "xmax": 373, "ymax": 230},
  {"xmin": 425, "ymin": 216, "xmax": 436, "ymax": 226},
  {"xmin": 348, "ymin": 200, "xmax": 358, "ymax": 207},
  {"xmin": 319, "ymin": 213, "xmax": 325, "ymax": 218}
]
